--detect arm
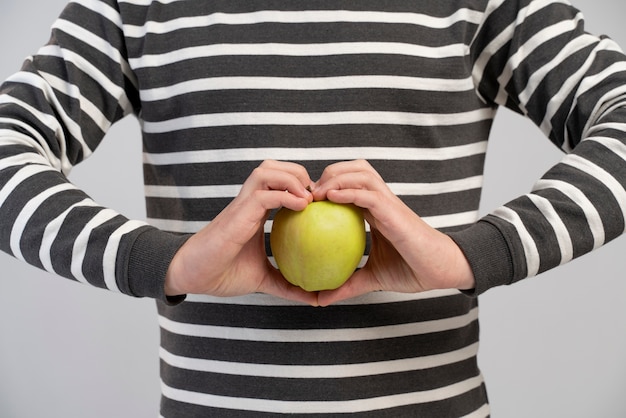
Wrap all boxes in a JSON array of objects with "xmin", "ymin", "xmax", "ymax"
[
  {"xmin": 0, "ymin": 0, "xmax": 186, "ymax": 301},
  {"xmin": 314, "ymin": 0, "xmax": 626, "ymax": 303},
  {"xmin": 451, "ymin": 0, "xmax": 626, "ymax": 294},
  {"xmin": 0, "ymin": 1, "xmax": 317, "ymax": 306}
]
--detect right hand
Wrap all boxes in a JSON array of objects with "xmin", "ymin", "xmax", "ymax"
[{"xmin": 164, "ymin": 160, "xmax": 317, "ymax": 305}]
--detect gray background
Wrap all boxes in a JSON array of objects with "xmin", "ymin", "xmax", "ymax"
[{"xmin": 1, "ymin": 1, "xmax": 625, "ymax": 417}]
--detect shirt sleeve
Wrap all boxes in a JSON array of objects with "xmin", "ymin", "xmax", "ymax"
[
  {"xmin": 450, "ymin": 0, "xmax": 626, "ymax": 295},
  {"xmin": 0, "ymin": 0, "xmax": 189, "ymax": 301}
]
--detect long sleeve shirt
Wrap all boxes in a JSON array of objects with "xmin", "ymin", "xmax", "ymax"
[{"xmin": 1, "ymin": 0, "xmax": 625, "ymax": 416}]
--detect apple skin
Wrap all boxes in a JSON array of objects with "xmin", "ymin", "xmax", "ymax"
[{"xmin": 270, "ymin": 201, "xmax": 366, "ymax": 292}]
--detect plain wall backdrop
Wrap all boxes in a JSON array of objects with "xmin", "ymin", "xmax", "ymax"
[{"xmin": 1, "ymin": 1, "xmax": 625, "ymax": 417}]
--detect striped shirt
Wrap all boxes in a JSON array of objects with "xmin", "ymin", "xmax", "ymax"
[{"xmin": 1, "ymin": 0, "xmax": 625, "ymax": 416}]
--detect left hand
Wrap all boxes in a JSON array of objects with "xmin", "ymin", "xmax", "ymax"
[{"xmin": 311, "ymin": 160, "xmax": 475, "ymax": 306}]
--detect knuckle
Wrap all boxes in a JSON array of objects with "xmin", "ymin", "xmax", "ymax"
[{"xmin": 259, "ymin": 159, "xmax": 277, "ymax": 167}]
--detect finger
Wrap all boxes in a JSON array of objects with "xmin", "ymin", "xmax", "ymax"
[
  {"xmin": 212, "ymin": 193, "xmax": 308, "ymax": 252},
  {"xmin": 258, "ymin": 267, "xmax": 320, "ymax": 306},
  {"xmin": 317, "ymin": 269, "xmax": 380, "ymax": 306},
  {"xmin": 253, "ymin": 189, "xmax": 312, "ymax": 212},
  {"xmin": 326, "ymin": 187, "xmax": 382, "ymax": 209},
  {"xmin": 258, "ymin": 160, "xmax": 314, "ymax": 194},
  {"xmin": 317, "ymin": 160, "xmax": 383, "ymax": 184},
  {"xmin": 313, "ymin": 168, "xmax": 387, "ymax": 202},
  {"xmin": 312, "ymin": 160, "xmax": 373, "ymax": 199},
  {"xmin": 242, "ymin": 165, "xmax": 313, "ymax": 203}
]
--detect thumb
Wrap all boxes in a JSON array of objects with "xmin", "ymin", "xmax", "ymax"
[
  {"xmin": 317, "ymin": 268, "xmax": 380, "ymax": 307},
  {"xmin": 259, "ymin": 266, "xmax": 320, "ymax": 306}
]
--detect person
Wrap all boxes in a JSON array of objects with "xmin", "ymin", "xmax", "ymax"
[{"xmin": 1, "ymin": 0, "xmax": 625, "ymax": 416}]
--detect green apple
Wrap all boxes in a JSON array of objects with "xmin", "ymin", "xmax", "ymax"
[{"xmin": 270, "ymin": 201, "xmax": 366, "ymax": 291}]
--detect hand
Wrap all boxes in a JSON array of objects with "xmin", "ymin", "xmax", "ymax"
[
  {"xmin": 164, "ymin": 160, "xmax": 318, "ymax": 305},
  {"xmin": 311, "ymin": 160, "xmax": 475, "ymax": 306}
]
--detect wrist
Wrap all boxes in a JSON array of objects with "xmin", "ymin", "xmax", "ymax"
[
  {"xmin": 164, "ymin": 249, "xmax": 188, "ymax": 297},
  {"xmin": 454, "ymin": 245, "xmax": 476, "ymax": 291}
]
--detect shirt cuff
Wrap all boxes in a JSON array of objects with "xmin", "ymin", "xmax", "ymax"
[
  {"xmin": 121, "ymin": 226, "xmax": 191, "ymax": 304},
  {"xmin": 447, "ymin": 219, "xmax": 515, "ymax": 296}
]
